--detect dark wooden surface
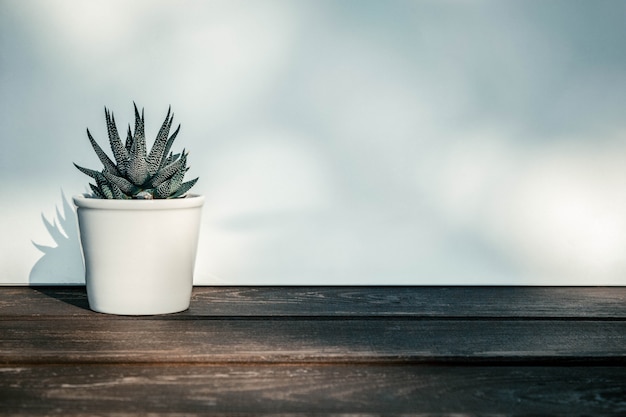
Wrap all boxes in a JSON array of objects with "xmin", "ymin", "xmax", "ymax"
[{"xmin": 1, "ymin": 286, "xmax": 625, "ymax": 416}]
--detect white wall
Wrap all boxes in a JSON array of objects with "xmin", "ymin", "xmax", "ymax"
[{"xmin": 2, "ymin": 0, "xmax": 626, "ymax": 285}]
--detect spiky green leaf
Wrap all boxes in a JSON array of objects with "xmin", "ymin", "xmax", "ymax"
[
  {"xmin": 89, "ymin": 183, "xmax": 105, "ymax": 199},
  {"xmin": 169, "ymin": 166, "xmax": 187, "ymax": 195},
  {"xmin": 86, "ymin": 129, "xmax": 119, "ymax": 175},
  {"xmin": 99, "ymin": 181, "xmax": 114, "ymax": 199},
  {"xmin": 127, "ymin": 104, "xmax": 149, "ymax": 185},
  {"xmin": 125, "ymin": 124, "xmax": 133, "ymax": 154},
  {"xmin": 74, "ymin": 163, "xmax": 102, "ymax": 180},
  {"xmin": 170, "ymin": 177, "xmax": 198, "ymax": 198},
  {"xmin": 103, "ymin": 171, "xmax": 137, "ymax": 195},
  {"xmin": 109, "ymin": 181, "xmax": 128, "ymax": 199},
  {"xmin": 154, "ymin": 179, "xmax": 172, "ymax": 199},
  {"xmin": 88, "ymin": 171, "xmax": 112, "ymax": 199},
  {"xmin": 78, "ymin": 103, "xmax": 198, "ymax": 199},
  {"xmin": 162, "ymin": 152, "xmax": 181, "ymax": 167},
  {"xmin": 105, "ymin": 108, "xmax": 129, "ymax": 175},
  {"xmin": 160, "ymin": 124, "xmax": 181, "ymax": 168},
  {"xmin": 147, "ymin": 107, "xmax": 173, "ymax": 175},
  {"xmin": 149, "ymin": 151, "xmax": 187, "ymax": 188},
  {"xmin": 127, "ymin": 148, "xmax": 149, "ymax": 185}
]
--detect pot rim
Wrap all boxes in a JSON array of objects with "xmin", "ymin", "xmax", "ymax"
[{"xmin": 73, "ymin": 193, "xmax": 204, "ymax": 210}]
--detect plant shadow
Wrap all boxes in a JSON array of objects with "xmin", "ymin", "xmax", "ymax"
[{"xmin": 29, "ymin": 191, "xmax": 85, "ymax": 285}]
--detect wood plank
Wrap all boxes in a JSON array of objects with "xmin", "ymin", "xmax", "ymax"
[
  {"xmin": 188, "ymin": 286, "xmax": 626, "ymax": 318},
  {"xmin": 1, "ymin": 364, "xmax": 625, "ymax": 416},
  {"xmin": 1, "ymin": 319, "xmax": 625, "ymax": 364},
  {"xmin": 2, "ymin": 287, "xmax": 625, "ymax": 416},
  {"xmin": 1, "ymin": 286, "xmax": 626, "ymax": 318}
]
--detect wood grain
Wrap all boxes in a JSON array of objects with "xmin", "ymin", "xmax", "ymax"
[
  {"xmin": 1, "ymin": 286, "xmax": 625, "ymax": 416},
  {"xmin": 1, "ymin": 286, "xmax": 625, "ymax": 318},
  {"xmin": 1, "ymin": 318, "xmax": 625, "ymax": 364},
  {"xmin": 1, "ymin": 364, "xmax": 625, "ymax": 416}
]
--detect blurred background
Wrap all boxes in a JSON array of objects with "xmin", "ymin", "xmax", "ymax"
[{"xmin": 1, "ymin": 0, "xmax": 625, "ymax": 285}]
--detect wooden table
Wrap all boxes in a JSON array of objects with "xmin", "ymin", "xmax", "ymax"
[{"xmin": 1, "ymin": 286, "xmax": 625, "ymax": 416}]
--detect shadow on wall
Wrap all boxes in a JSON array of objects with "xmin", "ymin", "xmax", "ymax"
[{"xmin": 30, "ymin": 192, "xmax": 84, "ymax": 284}]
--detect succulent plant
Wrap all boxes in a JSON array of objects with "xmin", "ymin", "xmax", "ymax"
[{"xmin": 74, "ymin": 103, "xmax": 198, "ymax": 199}]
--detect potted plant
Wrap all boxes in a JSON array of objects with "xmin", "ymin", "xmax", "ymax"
[{"xmin": 73, "ymin": 103, "xmax": 204, "ymax": 315}]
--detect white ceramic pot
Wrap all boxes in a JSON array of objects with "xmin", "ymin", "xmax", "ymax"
[{"xmin": 73, "ymin": 194, "xmax": 204, "ymax": 315}]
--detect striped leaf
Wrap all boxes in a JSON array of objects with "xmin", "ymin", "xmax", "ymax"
[
  {"xmin": 133, "ymin": 102, "xmax": 145, "ymax": 146},
  {"xmin": 89, "ymin": 183, "xmax": 105, "ymax": 199},
  {"xmin": 77, "ymin": 103, "xmax": 198, "ymax": 199},
  {"xmin": 108, "ymin": 181, "xmax": 128, "ymax": 199},
  {"xmin": 154, "ymin": 179, "xmax": 172, "ymax": 199},
  {"xmin": 169, "ymin": 166, "xmax": 188, "ymax": 194},
  {"xmin": 86, "ymin": 129, "xmax": 119, "ymax": 176},
  {"xmin": 125, "ymin": 124, "xmax": 133, "ymax": 154},
  {"xmin": 160, "ymin": 124, "xmax": 180, "ymax": 168},
  {"xmin": 103, "ymin": 171, "xmax": 137, "ymax": 195},
  {"xmin": 170, "ymin": 177, "xmax": 198, "ymax": 198},
  {"xmin": 74, "ymin": 163, "xmax": 102, "ymax": 180},
  {"xmin": 96, "ymin": 177, "xmax": 114, "ymax": 199},
  {"xmin": 127, "ymin": 104, "xmax": 149, "ymax": 185},
  {"xmin": 162, "ymin": 152, "xmax": 181, "ymax": 167},
  {"xmin": 105, "ymin": 108, "xmax": 129, "ymax": 175},
  {"xmin": 149, "ymin": 151, "xmax": 187, "ymax": 188},
  {"xmin": 146, "ymin": 106, "xmax": 173, "ymax": 175}
]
